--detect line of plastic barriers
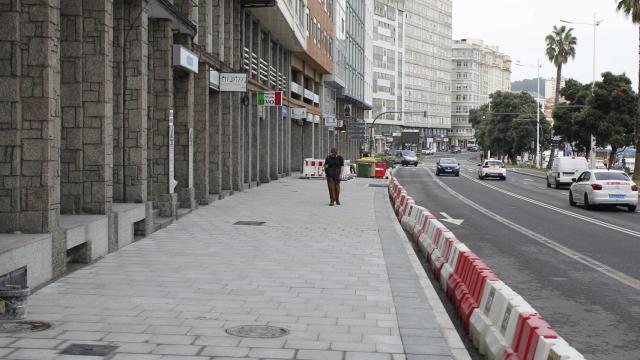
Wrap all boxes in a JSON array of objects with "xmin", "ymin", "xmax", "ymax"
[{"xmin": 387, "ymin": 171, "xmax": 586, "ymax": 360}]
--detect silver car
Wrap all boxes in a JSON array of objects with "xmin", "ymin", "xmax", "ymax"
[{"xmin": 569, "ymin": 170, "xmax": 638, "ymax": 212}]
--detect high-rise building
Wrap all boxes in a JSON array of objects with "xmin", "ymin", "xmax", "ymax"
[
  {"xmin": 368, "ymin": 0, "xmax": 452, "ymax": 152},
  {"xmin": 451, "ymin": 39, "xmax": 511, "ymax": 148},
  {"xmin": 545, "ymin": 77, "xmax": 566, "ymax": 101}
]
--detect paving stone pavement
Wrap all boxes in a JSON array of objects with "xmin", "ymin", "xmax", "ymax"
[{"xmin": 0, "ymin": 177, "xmax": 471, "ymax": 360}]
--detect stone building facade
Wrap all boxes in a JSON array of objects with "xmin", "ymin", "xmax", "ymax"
[
  {"xmin": 368, "ymin": 0, "xmax": 453, "ymax": 152},
  {"xmin": 0, "ymin": 0, "xmax": 361, "ymax": 290},
  {"xmin": 451, "ymin": 38, "xmax": 511, "ymax": 148}
]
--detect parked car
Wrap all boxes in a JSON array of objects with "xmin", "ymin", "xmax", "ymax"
[
  {"xmin": 421, "ymin": 148, "xmax": 435, "ymax": 156},
  {"xmin": 436, "ymin": 158, "xmax": 460, "ymax": 176},
  {"xmin": 467, "ymin": 145, "xmax": 478, "ymax": 152},
  {"xmin": 569, "ymin": 170, "xmax": 638, "ymax": 212},
  {"xmin": 547, "ymin": 156, "xmax": 589, "ymax": 189},
  {"xmin": 450, "ymin": 145, "xmax": 461, "ymax": 154},
  {"xmin": 395, "ymin": 150, "xmax": 418, "ymax": 167},
  {"xmin": 478, "ymin": 159, "xmax": 506, "ymax": 180}
]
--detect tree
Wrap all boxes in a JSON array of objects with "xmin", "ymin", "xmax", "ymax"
[
  {"xmin": 545, "ymin": 25, "xmax": 577, "ymax": 168},
  {"xmin": 552, "ymin": 79, "xmax": 594, "ymax": 155},
  {"xmin": 586, "ymin": 72, "xmax": 637, "ymax": 167},
  {"xmin": 470, "ymin": 92, "xmax": 548, "ymax": 164},
  {"xmin": 616, "ymin": 0, "xmax": 640, "ymax": 180}
]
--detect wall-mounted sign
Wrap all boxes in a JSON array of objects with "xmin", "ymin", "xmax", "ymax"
[
  {"xmin": 324, "ymin": 117, "xmax": 337, "ymax": 126},
  {"xmin": 209, "ymin": 69, "xmax": 220, "ymax": 90},
  {"xmin": 257, "ymin": 91, "xmax": 282, "ymax": 106},
  {"xmin": 172, "ymin": 44, "xmax": 198, "ymax": 74},
  {"xmin": 291, "ymin": 107, "xmax": 307, "ymax": 119},
  {"xmin": 220, "ymin": 73, "xmax": 247, "ymax": 92}
]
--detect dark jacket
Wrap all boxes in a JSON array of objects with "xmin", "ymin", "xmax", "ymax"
[{"xmin": 324, "ymin": 154, "xmax": 344, "ymax": 179}]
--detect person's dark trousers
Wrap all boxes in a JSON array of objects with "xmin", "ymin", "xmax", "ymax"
[{"xmin": 327, "ymin": 177, "xmax": 341, "ymax": 204}]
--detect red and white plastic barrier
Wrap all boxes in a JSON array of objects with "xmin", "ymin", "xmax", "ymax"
[
  {"xmin": 387, "ymin": 170, "xmax": 586, "ymax": 360},
  {"xmin": 302, "ymin": 158, "xmax": 325, "ymax": 178}
]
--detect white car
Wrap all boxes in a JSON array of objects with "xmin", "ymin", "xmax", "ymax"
[
  {"xmin": 569, "ymin": 170, "xmax": 638, "ymax": 212},
  {"xmin": 421, "ymin": 149, "xmax": 435, "ymax": 156},
  {"xmin": 478, "ymin": 159, "xmax": 506, "ymax": 180}
]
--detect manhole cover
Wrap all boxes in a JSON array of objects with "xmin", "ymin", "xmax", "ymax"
[
  {"xmin": 369, "ymin": 183, "xmax": 388, "ymax": 187},
  {"xmin": 225, "ymin": 325, "xmax": 289, "ymax": 338},
  {"xmin": 233, "ymin": 221, "xmax": 265, "ymax": 226},
  {"xmin": 0, "ymin": 320, "xmax": 51, "ymax": 333},
  {"xmin": 60, "ymin": 344, "xmax": 118, "ymax": 356}
]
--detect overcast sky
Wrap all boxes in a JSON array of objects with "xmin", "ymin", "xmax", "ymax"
[{"xmin": 452, "ymin": 0, "xmax": 639, "ymax": 89}]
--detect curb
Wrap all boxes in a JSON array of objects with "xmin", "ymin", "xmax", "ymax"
[{"xmin": 383, "ymin": 191, "xmax": 472, "ymax": 360}]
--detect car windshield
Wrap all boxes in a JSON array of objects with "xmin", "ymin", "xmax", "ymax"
[
  {"xmin": 594, "ymin": 172, "xmax": 630, "ymax": 181},
  {"xmin": 440, "ymin": 158, "xmax": 457, "ymax": 164},
  {"xmin": 486, "ymin": 161, "xmax": 503, "ymax": 167},
  {"xmin": 401, "ymin": 151, "xmax": 416, "ymax": 157}
]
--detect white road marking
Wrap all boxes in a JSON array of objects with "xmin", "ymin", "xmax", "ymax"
[
  {"xmin": 424, "ymin": 168, "xmax": 640, "ymax": 290},
  {"xmin": 439, "ymin": 212, "xmax": 464, "ymax": 225},
  {"xmin": 459, "ymin": 172, "xmax": 640, "ymax": 238}
]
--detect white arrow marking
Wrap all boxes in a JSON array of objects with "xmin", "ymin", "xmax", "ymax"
[{"xmin": 439, "ymin": 212, "xmax": 464, "ymax": 225}]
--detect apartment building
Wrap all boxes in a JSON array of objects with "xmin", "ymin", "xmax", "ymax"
[
  {"xmin": 451, "ymin": 38, "xmax": 511, "ymax": 148},
  {"xmin": 368, "ymin": 0, "xmax": 453, "ymax": 152}
]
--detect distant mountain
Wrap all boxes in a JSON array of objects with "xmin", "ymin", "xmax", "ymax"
[{"xmin": 511, "ymin": 78, "xmax": 546, "ymax": 98}]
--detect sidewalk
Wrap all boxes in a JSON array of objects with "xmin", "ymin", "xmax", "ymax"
[{"xmin": 0, "ymin": 176, "xmax": 470, "ymax": 360}]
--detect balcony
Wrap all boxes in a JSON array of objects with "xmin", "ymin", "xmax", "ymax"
[{"xmin": 242, "ymin": 47, "xmax": 287, "ymax": 91}]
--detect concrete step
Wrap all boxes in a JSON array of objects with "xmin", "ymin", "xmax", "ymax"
[
  {"xmin": 176, "ymin": 208, "xmax": 191, "ymax": 220},
  {"xmin": 152, "ymin": 216, "xmax": 174, "ymax": 233}
]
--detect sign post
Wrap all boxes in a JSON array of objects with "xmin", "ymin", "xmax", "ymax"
[
  {"xmin": 188, "ymin": 128, "xmax": 193, "ymax": 188},
  {"xmin": 168, "ymin": 109, "xmax": 177, "ymax": 194}
]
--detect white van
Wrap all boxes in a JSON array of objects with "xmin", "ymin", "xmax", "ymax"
[{"xmin": 547, "ymin": 156, "xmax": 589, "ymax": 188}]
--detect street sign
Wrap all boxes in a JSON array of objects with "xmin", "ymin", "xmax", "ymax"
[
  {"xmin": 220, "ymin": 73, "xmax": 247, "ymax": 92},
  {"xmin": 291, "ymin": 107, "xmax": 306, "ymax": 119},
  {"xmin": 258, "ymin": 91, "xmax": 282, "ymax": 106},
  {"xmin": 324, "ymin": 117, "xmax": 337, "ymax": 126}
]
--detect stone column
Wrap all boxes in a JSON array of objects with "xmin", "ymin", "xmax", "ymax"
[
  {"xmin": 0, "ymin": 0, "xmax": 63, "ymax": 269},
  {"xmin": 290, "ymin": 120, "xmax": 303, "ymax": 172},
  {"xmin": 208, "ymin": 92, "xmax": 221, "ymax": 198},
  {"xmin": 60, "ymin": 0, "xmax": 84, "ymax": 214},
  {"xmin": 193, "ymin": 61, "xmax": 210, "ymax": 205},
  {"xmin": 113, "ymin": 0, "xmax": 148, "ymax": 205},
  {"xmin": 173, "ymin": 35, "xmax": 196, "ymax": 210},
  {"xmin": 259, "ymin": 101, "xmax": 270, "ymax": 184},
  {"xmin": 147, "ymin": 18, "xmax": 177, "ymax": 217}
]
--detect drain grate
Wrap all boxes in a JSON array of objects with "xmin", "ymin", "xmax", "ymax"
[
  {"xmin": 226, "ymin": 325, "xmax": 289, "ymax": 338},
  {"xmin": 369, "ymin": 183, "xmax": 388, "ymax": 187},
  {"xmin": 60, "ymin": 344, "xmax": 118, "ymax": 357},
  {"xmin": 233, "ymin": 221, "xmax": 265, "ymax": 226},
  {"xmin": 0, "ymin": 320, "xmax": 51, "ymax": 333}
]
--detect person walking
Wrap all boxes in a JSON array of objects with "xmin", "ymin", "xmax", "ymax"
[{"xmin": 324, "ymin": 147, "xmax": 344, "ymax": 206}]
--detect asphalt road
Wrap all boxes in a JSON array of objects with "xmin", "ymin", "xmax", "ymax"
[{"xmin": 394, "ymin": 153, "xmax": 640, "ymax": 360}]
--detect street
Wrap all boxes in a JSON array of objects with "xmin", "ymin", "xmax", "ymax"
[{"xmin": 394, "ymin": 153, "xmax": 640, "ymax": 360}]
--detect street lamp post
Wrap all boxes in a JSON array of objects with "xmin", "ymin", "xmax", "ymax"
[
  {"xmin": 369, "ymin": 111, "xmax": 428, "ymax": 153},
  {"xmin": 515, "ymin": 60, "xmax": 542, "ymax": 168},
  {"xmin": 561, "ymin": 13, "xmax": 603, "ymax": 169}
]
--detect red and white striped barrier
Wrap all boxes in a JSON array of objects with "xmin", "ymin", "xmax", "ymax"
[
  {"xmin": 386, "ymin": 176, "xmax": 586, "ymax": 360},
  {"xmin": 302, "ymin": 158, "xmax": 325, "ymax": 178}
]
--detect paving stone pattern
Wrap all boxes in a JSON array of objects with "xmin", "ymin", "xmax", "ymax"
[{"xmin": 0, "ymin": 177, "xmax": 467, "ymax": 359}]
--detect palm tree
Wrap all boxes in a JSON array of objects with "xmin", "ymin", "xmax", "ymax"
[
  {"xmin": 545, "ymin": 25, "xmax": 577, "ymax": 168},
  {"xmin": 616, "ymin": 0, "xmax": 640, "ymax": 181}
]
